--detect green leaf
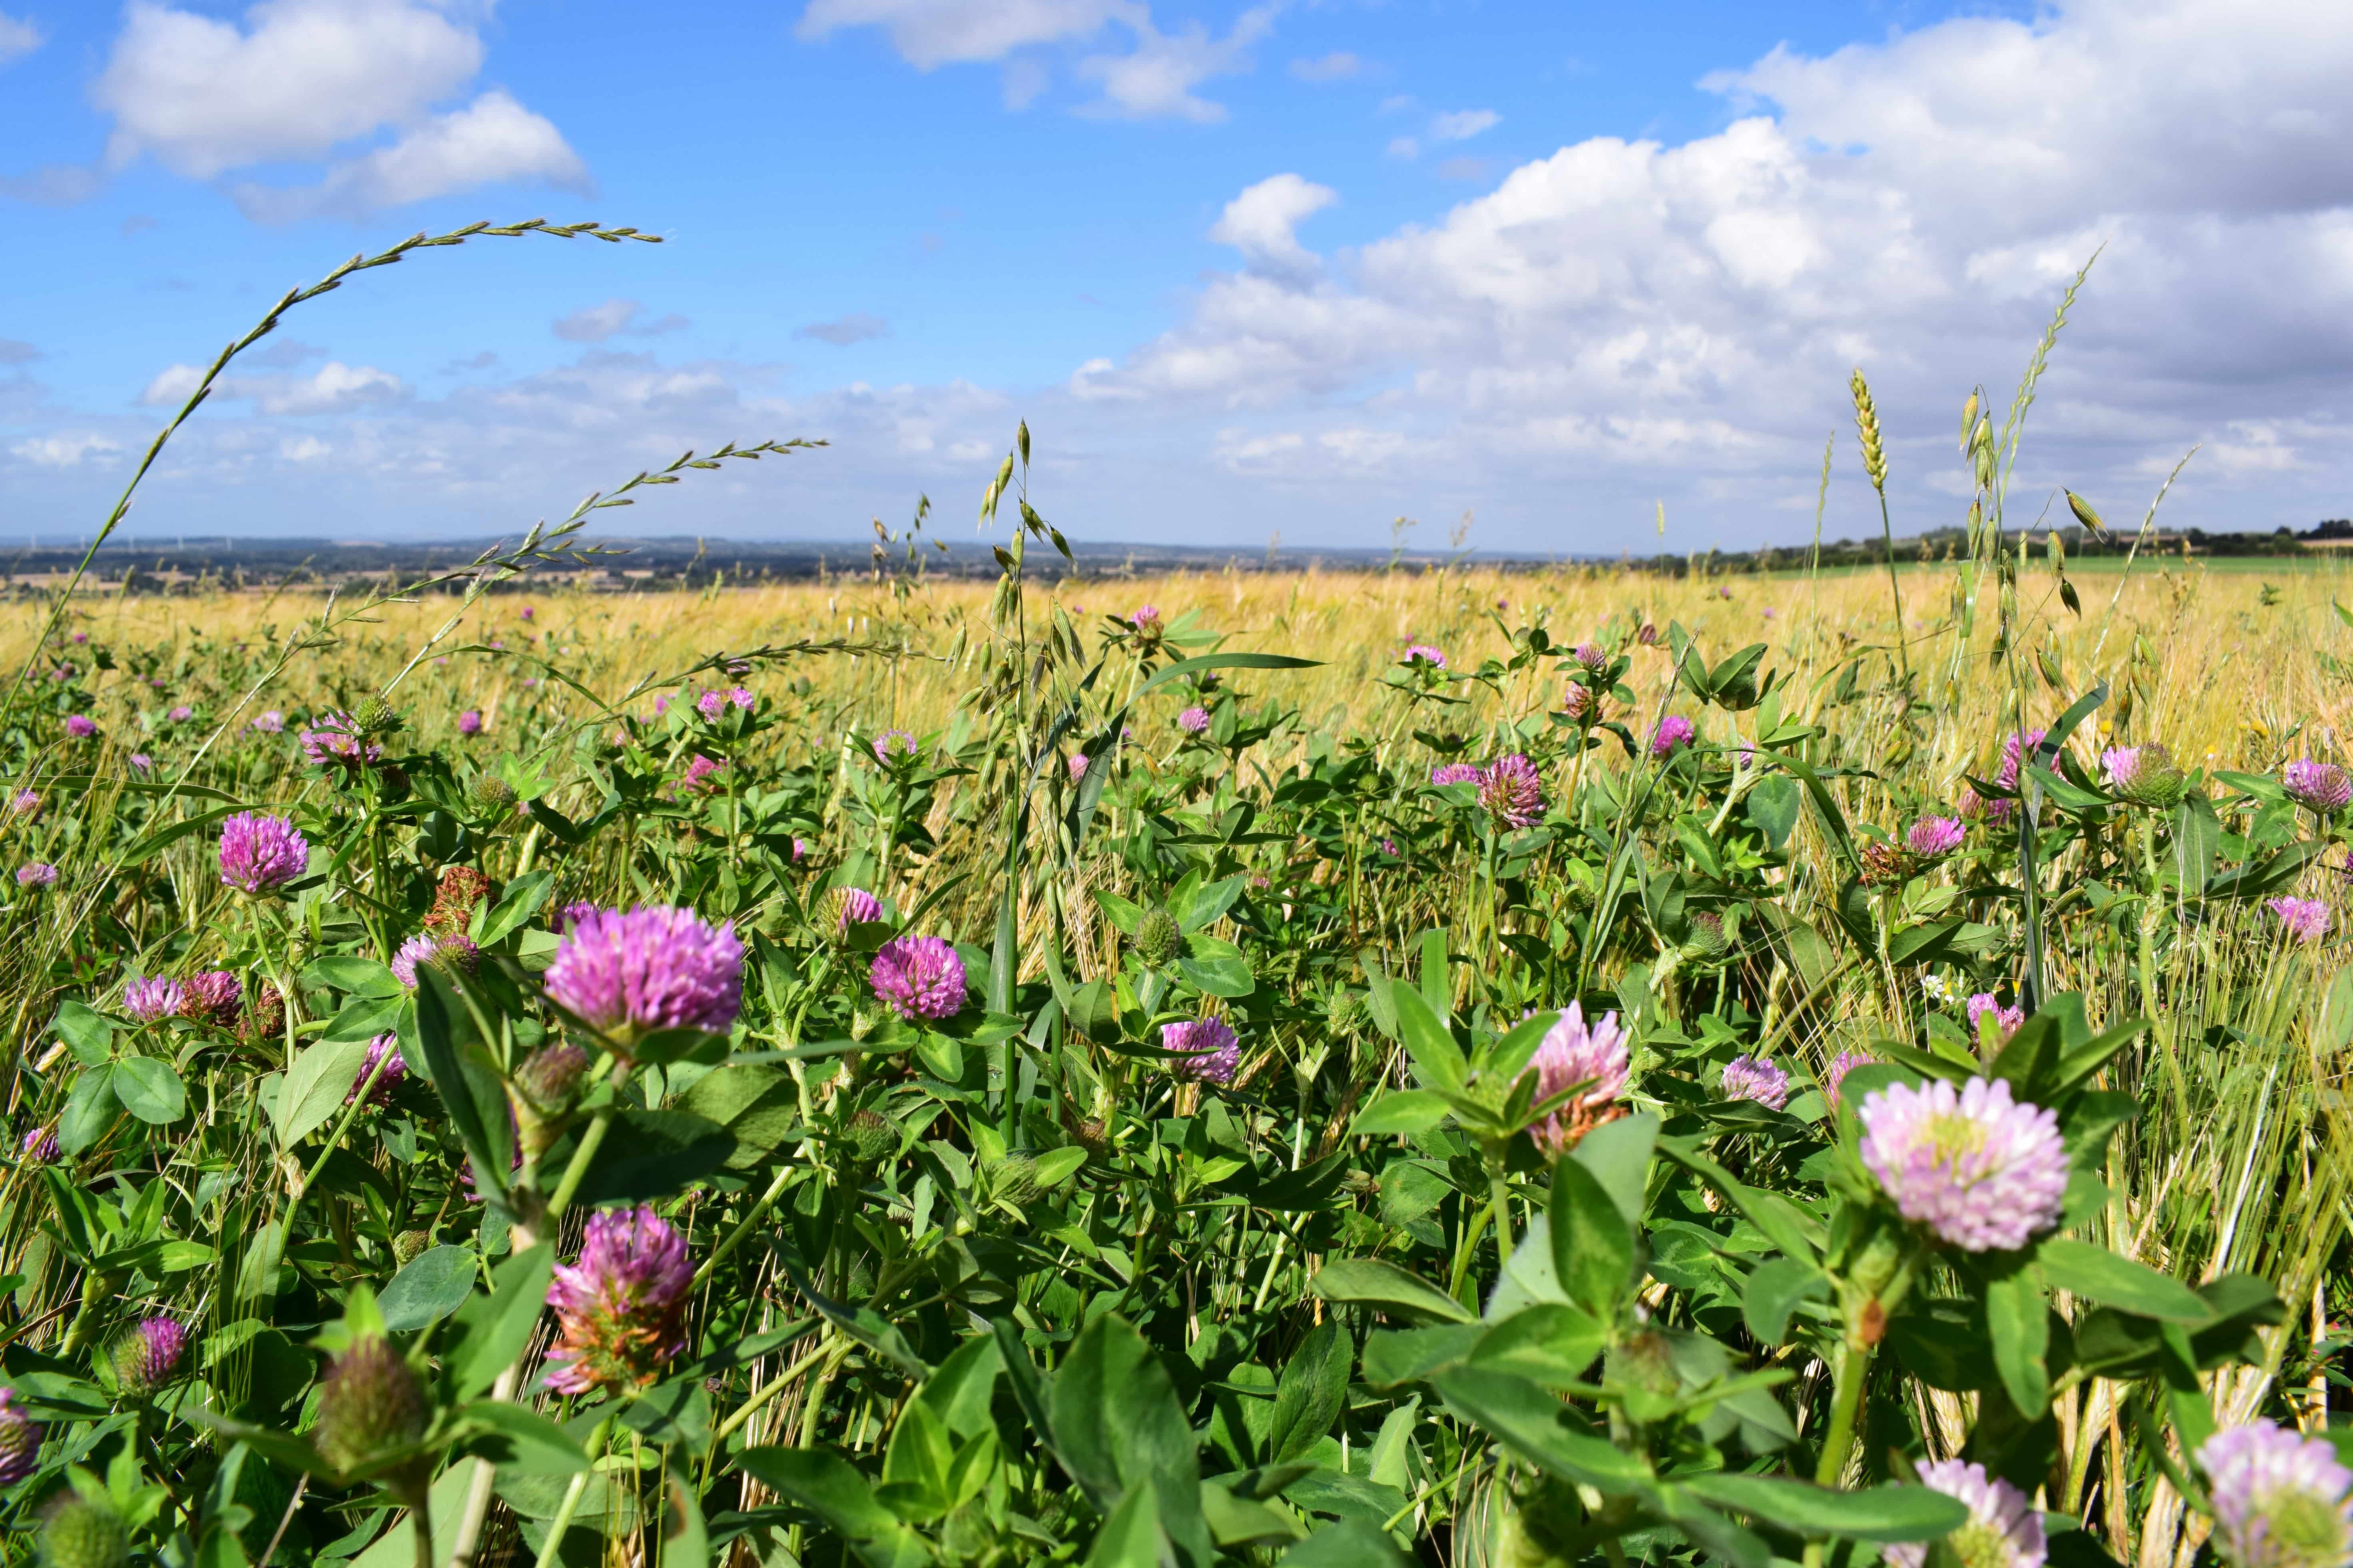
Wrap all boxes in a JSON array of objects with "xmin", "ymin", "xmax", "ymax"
[
  {"xmin": 1268, "ymin": 1323, "xmax": 1349, "ymax": 1464},
  {"xmin": 52, "ymin": 1001, "xmax": 114, "ymax": 1066},
  {"xmin": 1352, "ymin": 1090, "xmax": 1451, "ymax": 1138},
  {"xmin": 1050, "ymin": 1315, "xmax": 1210, "ymax": 1565},
  {"xmin": 1680, "ymin": 1475, "xmax": 1969, "ymax": 1542},
  {"xmin": 1548, "ymin": 1159, "xmax": 1634, "ymax": 1321},
  {"xmin": 112, "ymin": 1057, "xmax": 185, "ymax": 1124},
  {"xmin": 1390, "ymin": 984, "xmax": 1466, "ymax": 1092},
  {"xmin": 1176, "ymin": 933, "xmax": 1256, "ymax": 998},
  {"xmin": 1986, "ymin": 1264, "xmax": 2051, "ymax": 1416},
  {"xmin": 571, "ymin": 1109, "xmax": 734, "ymax": 1205},
  {"xmin": 1569, "ymin": 1110, "xmax": 1657, "ymax": 1227},
  {"xmin": 1745, "ymin": 776, "xmax": 1801, "ymax": 850},
  {"xmin": 2037, "ymin": 1239, "xmax": 2212, "ymax": 1323},
  {"xmin": 474, "ymin": 870, "xmax": 554, "ymax": 948},
  {"xmin": 379, "ymin": 1245, "xmax": 478, "ymax": 1333},
  {"xmin": 459, "ymin": 1401, "xmax": 587, "ymax": 1476},
  {"xmin": 1279, "ymin": 1520, "xmax": 1412, "ymax": 1567},
  {"xmin": 273, "ymin": 1037, "xmax": 372, "ymax": 1149},
  {"xmin": 1430, "ymin": 1367, "xmax": 1652, "ymax": 1494},
  {"xmin": 1468, "ymin": 1303, "xmax": 1606, "ymax": 1389},
  {"xmin": 1085, "ymin": 1482, "xmax": 1163, "ymax": 1568},
  {"xmin": 58, "ymin": 1063, "xmax": 117, "ymax": 1155},
  {"xmin": 1742, "ymin": 1257, "xmax": 1828, "ymax": 1347},
  {"xmin": 736, "ymin": 1448, "xmax": 930, "ymax": 1568},
  {"xmin": 443, "ymin": 1243, "xmax": 554, "ymax": 1402},
  {"xmin": 1312, "ymin": 1258, "xmax": 1477, "ymax": 1324},
  {"xmin": 298, "ymin": 956, "xmax": 402, "ymax": 998},
  {"xmin": 322, "ymin": 993, "xmax": 404, "ymax": 1043}
]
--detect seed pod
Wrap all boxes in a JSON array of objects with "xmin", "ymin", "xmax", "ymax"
[
  {"xmin": 313, "ymin": 1337, "xmax": 427, "ymax": 1484},
  {"xmin": 843, "ymin": 1109, "xmax": 897, "ymax": 1165},
  {"xmin": 38, "ymin": 1495, "xmax": 129, "ymax": 1568},
  {"xmin": 351, "ymin": 697, "xmax": 403, "ymax": 737},
  {"xmin": 1133, "ymin": 908, "xmax": 1181, "ymax": 967}
]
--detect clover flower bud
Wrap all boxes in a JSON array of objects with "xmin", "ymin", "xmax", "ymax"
[
  {"xmin": 1133, "ymin": 908, "xmax": 1181, "ymax": 967},
  {"xmin": 109, "ymin": 1316, "xmax": 188, "ymax": 1397},
  {"xmin": 313, "ymin": 1337, "xmax": 428, "ymax": 1487},
  {"xmin": 38, "ymin": 1493, "xmax": 130, "ymax": 1568}
]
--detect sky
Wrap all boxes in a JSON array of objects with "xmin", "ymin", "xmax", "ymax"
[{"xmin": 2, "ymin": 0, "xmax": 2351, "ymax": 556}]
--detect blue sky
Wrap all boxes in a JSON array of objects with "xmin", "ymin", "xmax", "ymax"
[{"xmin": 4, "ymin": 0, "xmax": 2350, "ymax": 554}]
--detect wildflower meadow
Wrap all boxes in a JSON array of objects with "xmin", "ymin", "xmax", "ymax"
[{"xmin": 0, "ymin": 224, "xmax": 2349, "ymax": 1568}]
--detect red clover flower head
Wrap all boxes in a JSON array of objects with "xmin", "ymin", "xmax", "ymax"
[
  {"xmin": 519, "ymin": 605, "xmax": 534, "ymax": 620},
  {"xmin": 110, "ymin": 1317, "xmax": 188, "ymax": 1396},
  {"xmin": 1967, "ymin": 992, "xmax": 2025, "ymax": 1042},
  {"xmin": 1822, "ymin": 1051, "xmax": 1873, "ymax": 1113},
  {"xmin": 20, "ymin": 1125, "xmax": 59, "ymax": 1162},
  {"xmin": 695, "ymin": 689, "xmax": 725, "ymax": 720},
  {"xmin": 869, "ymin": 935, "xmax": 967, "ymax": 1022},
  {"xmin": 1522, "ymin": 1003, "xmax": 1629, "ymax": 1156},
  {"xmin": 832, "ymin": 887, "xmax": 884, "ymax": 933},
  {"xmin": 182, "ymin": 971, "xmax": 242, "ymax": 1026},
  {"xmin": 1130, "ymin": 604, "xmax": 1163, "ymax": 633},
  {"xmin": 2268, "ymin": 897, "xmax": 2330, "ymax": 943},
  {"xmin": 123, "ymin": 976, "xmax": 185, "ymax": 1023},
  {"xmin": 1163, "ymin": 1017, "xmax": 1240, "ymax": 1086},
  {"xmin": 1907, "ymin": 817, "xmax": 1965, "ymax": 860},
  {"xmin": 1571, "ymin": 642, "xmax": 1610, "ymax": 672},
  {"xmin": 544, "ymin": 906, "xmax": 745, "ymax": 1044},
  {"xmin": 1561, "ymin": 682, "xmax": 1598, "ymax": 722},
  {"xmin": 728, "ymin": 686, "xmax": 754, "ymax": 709},
  {"xmin": 1178, "ymin": 705, "xmax": 1210, "ymax": 734},
  {"xmin": 298, "ymin": 712, "xmax": 381, "ymax": 771},
  {"xmin": 2284, "ymin": 760, "xmax": 2352, "ymax": 814},
  {"xmin": 543, "ymin": 1205, "xmax": 694, "ymax": 1397},
  {"xmin": 1476, "ymin": 752, "xmax": 1546, "ymax": 829},
  {"xmin": 16, "ymin": 862, "xmax": 56, "ymax": 888},
  {"xmin": 679, "ymin": 754, "xmax": 727, "ymax": 794},
  {"xmin": 1995, "ymin": 729, "xmax": 2049, "ymax": 791},
  {"xmin": 391, "ymin": 931, "xmax": 478, "ymax": 991},
  {"xmin": 1401, "ymin": 643, "xmax": 1447, "ymax": 668},
  {"xmin": 347, "ymin": 1034, "xmax": 407, "ymax": 1106},
  {"xmin": 1650, "ymin": 715, "xmax": 1696, "ymax": 758},
  {"xmin": 873, "ymin": 729, "xmax": 918, "ymax": 764},
  {"xmin": 1068, "ymin": 752, "xmax": 1090, "ymax": 782},
  {"xmin": 457, "ymin": 710, "xmax": 482, "ymax": 736},
  {"xmin": 64, "ymin": 714, "xmax": 95, "ymax": 739},
  {"xmin": 251, "ymin": 710, "xmax": 284, "ymax": 734},
  {"xmin": 0, "ymin": 1386, "xmax": 40, "ymax": 1486},
  {"xmin": 1720, "ymin": 1055, "xmax": 1791, "ymax": 1110},
  {"xmin": 1430, "ymin": 762, "xmax": 1480, "ymax": 787},
  {"xmin": 10, "ymin": 789, "xmax": 37, "ymax": 816},
  {"xmin": 556, "ymin": 900, "xmax": 599, "ymax": 934},
  {"xmin": 1858, "ymin": 1077, "xmax": 2069, "ymax": 1252},
  {"xmin": 167, "ymin": 704, "xmax": 193, "ymax": 723},
  {"xmin": 2197, "ymin": 1419, "xmax": 2353, "ymax": 1568},
  {"xmin": 1883, "ymin": 1460, "xmax": 2045, "ymax": 1568}
]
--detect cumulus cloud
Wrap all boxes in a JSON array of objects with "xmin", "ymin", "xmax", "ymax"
[
  {"xmin": 78, "ymin": 0, "xmax": 584, "ymax": 214},
  {"xmin": 13, "ymin": 433, "xmax": 122, "ymax": 467},
  {"xmin": 141, "ymin": 359, "xmax": 406, "ymax": 415},
  {"xmin": 799, "ymin": 0, "xmax": 1277, "ymax": 122},
  {"xmin": 0, "ymin": 11, "xmax": 40, "ymax": 66},
  {"xmin": 553, "ymin": 300, "xmax": 689, "ymax": 344},
  {"xmin": 1075, "ymin": 0, "xmax": 2353, "ymax": 540},
  {"xmin": 798, "ymin": 313, "xmax": 893, "ymax": 345},
  {"xmin": 1288, "ymin": 51, "xmax": 1358, "ymax": 83},
  {"xmin": 1428, "ymin": 109, "xmax": 1498, "ymax": 142},
  {"xmin": 1206, "ymin": 173, "xmax": 1336, "ymax": 281},
  {"xmin": 0, "ymin": 339, "xmax": 38, "ymax": 365}
]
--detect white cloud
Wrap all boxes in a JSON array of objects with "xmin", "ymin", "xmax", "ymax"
[
  {"xmin": 141, "ymin": 359, "xmax": 405, "ymax": 415},
  {"xmin": 1073, "ymin": 0, "xmax": 2353, "ymax": 539},
  {"xmin": 1386, "ymin": 136, "xmax": 1418, "ymax": 161},
  {"xmin": 799, "ymin": 0, "xmax": 1278, "ymax": 122},
  {"xmin": 1206, "ymin": 172, "xmax": 1336, "ymax": 280},
  {"xmin": 796, "ymin": 0, "xmax": 1131, "ymax": 69},
  {"xmin": 84, "ymin": 1, "xmax": 584, "ymax": 215},
  {"xmin": 798, "ymin": 313, "xmax": 893, "ymax": 345},
  {"xmin": 553, "ymin": 299, "xmax": 690, "ymax": 345},
  {"xmin": 12, "ymin": 433, "xmax": 121, "ymax": 467},
  {"xmin": 1287, "ymin": 50, "xmax": 1358, "ymax": 83},
  {"xmin": 234, "ymin": 91, "xmax": 591, "ymax": 222},
  {"xmin": 1428, "ymin": 109, "xmax": 1498, "ymax": 142},
  {"xmin": 0, "ymin": 10, "xmax": 40, "ymax": 66}
]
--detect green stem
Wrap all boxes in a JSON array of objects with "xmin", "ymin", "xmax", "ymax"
[
  {"xmin": 1811, "ymin": 1339, "xmax": 1874, "ymax": 1489},
  {"xmin": 545, "ymin": 1102, "xmax": 615, "ymax": 1223},
  {"xmin": 531, "ymin": 1416, "xmax": 613, "ymax": 1568},
  {"xmin": 713, "ymin": 1335, "xmax": 835, "ymax": 1446},
  {"xmin": 293, "ymin": 1047, "xmax": 398, "ymax": 1201},
  {"xmin": 691, "ymin": 1160, "xmax": 797, "ymax": 1294}
]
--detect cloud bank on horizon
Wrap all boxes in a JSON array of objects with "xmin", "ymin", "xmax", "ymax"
[{"xmin": 1, "ymin": 0, "xmax": 2349, "ymax": 552}]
